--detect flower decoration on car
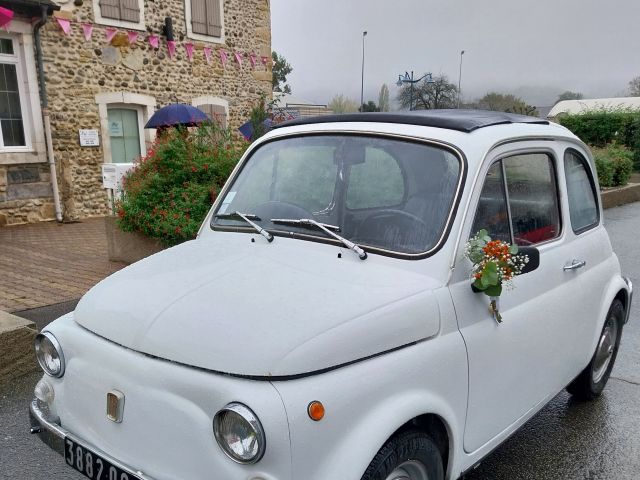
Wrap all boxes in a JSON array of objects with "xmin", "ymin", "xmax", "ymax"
[{"xmin": 465, "ymin": 229, "xmax": 529, "ymax": 323}]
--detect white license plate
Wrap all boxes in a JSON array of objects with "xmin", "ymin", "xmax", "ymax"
[{"xmin": 64, "ymin": 438, "xmax": 143, "ymax": 480}]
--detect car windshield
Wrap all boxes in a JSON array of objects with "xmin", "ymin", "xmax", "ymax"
[{"xmin": 211, "ymin": 134, "xmax": 462, "ymax": 256}]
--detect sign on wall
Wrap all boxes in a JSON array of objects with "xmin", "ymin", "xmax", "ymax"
[
  {"xmin": 79, "ymin": 129, "xmax": 100, "ymax": 147},
  {"xmin": 109, "ymin": 120, "xmax": 123, "ymax": 137}
]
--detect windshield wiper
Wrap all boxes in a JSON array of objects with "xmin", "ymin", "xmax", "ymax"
[
  {"xmin": 215, "ymin": 211, "xmax": 274, "ymax": 243},
  {"xmin": 271, "ymin": 218, "xmax": 367, "ymax": 260}
]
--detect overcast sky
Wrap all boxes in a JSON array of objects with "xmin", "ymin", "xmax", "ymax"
[{"xmin": 271, "ymin": 0, "xmax": 640, "ymax": 108}]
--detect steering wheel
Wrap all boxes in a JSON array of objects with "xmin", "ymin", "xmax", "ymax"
[
  {"xmin": 353, "ymin": 209, "xmax": 430, "ymax": 250},
  {"xmin": 252, "ymin": 201, "xmax": 313, "ymax": 222}
]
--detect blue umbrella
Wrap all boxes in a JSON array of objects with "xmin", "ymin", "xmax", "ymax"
[
  {"xmin": 144, "ymin": 104, "xmax": 209, "ymax": 129},
  {"xmin": 238, "ymin": 118, "xmax": 273, "ymax": 140}
]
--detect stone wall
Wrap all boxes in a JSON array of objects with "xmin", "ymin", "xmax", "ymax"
[
  {"xmin": 0, "ymin": 0, "xmax": 271, "ymax": 224},
  {"xmin": 0, "ymin": 165, "xmax": 55, "ymax": 226}
]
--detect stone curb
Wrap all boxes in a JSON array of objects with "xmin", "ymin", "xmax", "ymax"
[
  {"xmin": 0, "ymin": 311, "xmax": 39, "ymax": 384},
  {"xmin": 602, "ymin": 183, "xmax": 640, "ymax": 209}
]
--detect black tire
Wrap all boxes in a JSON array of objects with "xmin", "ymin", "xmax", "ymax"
[
  {"xmin": 567, "ymin": 299, "xmax": 624, "ymax": 401},
  {"xmin": 360, "ymin": 430, "xmax": 444, "ymax": 480}
]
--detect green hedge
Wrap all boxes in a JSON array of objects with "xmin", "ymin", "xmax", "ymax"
[
  {"xmin": 592, "ymin": 144, "xmax": 634, "ymax": 187},
  {"xmin": 116, "ymin": 123, "xmax": 247, "ymax": 247},
  {"xmin": 558, "ymin": 111, "xmax": 640, "ymax": 171}
]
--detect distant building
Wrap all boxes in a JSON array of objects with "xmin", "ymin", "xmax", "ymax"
[
  {"xmin": 272, "ymin": 92, "xmax": 333, "ymax": 121},
  {"xmin": 548, "ymin": 97, "xmax": 640, "ymax": 120}
]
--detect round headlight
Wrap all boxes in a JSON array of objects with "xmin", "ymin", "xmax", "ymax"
[
  {"xmin": 34, "ymin": 332, "xmax": 65, "ymax": 378},
  {"xmin": 213, "ymin": 402, "xmax": 265, "ymax": 464}
]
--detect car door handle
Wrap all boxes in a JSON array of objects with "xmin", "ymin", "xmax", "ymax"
[{"xmin": 563, "ymin": 259, "xmax": 586, "ymax": 271}]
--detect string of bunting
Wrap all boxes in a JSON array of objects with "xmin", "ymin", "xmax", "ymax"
[{"xmin": 52, "ymin": 17, "xmax": 270, "ymax": 67}]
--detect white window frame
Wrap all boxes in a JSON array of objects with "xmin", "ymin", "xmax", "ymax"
[
  {"xmin": 92, "ymin": 0, "xmax": 146, "ymax": 31},
  {"xmin": 184, "ymin": 0, "xmax": 225, "ymax": 44},
  {"xmin": 0, "ymin": 34, "xmax": 33, "ymax": 153},
  {"xmin": 95, "ymin": 92, "xmax": 156, "ymax": 164},
  {"xmin": 192, "ymin": 96, "xmax": 229, "ymax": 126}
]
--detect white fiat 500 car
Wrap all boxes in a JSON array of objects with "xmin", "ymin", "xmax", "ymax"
[{"xmin": 31, "ymin": 110, "xmax": 633, "ymax": 480}]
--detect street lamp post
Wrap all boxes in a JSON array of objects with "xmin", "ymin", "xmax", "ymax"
[
  {"xmin": 396, "ymin": 71, "xmax": 433, "ymax": 111},
  {"xmin": 457, "ymin": 50, "xmax": 465, "ymax": 108},
  {"xmin": 360, "ymin": 31, "xmax": 367, "ymax": 111}
]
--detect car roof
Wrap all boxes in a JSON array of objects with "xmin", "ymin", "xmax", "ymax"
[{"xmin": 273, "ymin": 109, "xmax": 550, "ymax": 133}]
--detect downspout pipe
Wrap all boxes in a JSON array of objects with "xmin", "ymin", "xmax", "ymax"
[{"xmin": 34, "ymin": 6, "xmax": 63, "ymax": 222}]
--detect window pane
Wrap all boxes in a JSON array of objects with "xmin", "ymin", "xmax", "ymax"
[
  {"xmin": 564, "ymin": 150, "xmax": 599, "ymax": 232},
  {"xmin": 504, "ymin": 154, "xmax": 561, "ymax": 245},
  {"xmin": 108, "ymin": 108, "xmax": 141, "ymax": 163},
  {"xmin": 471, "ymin": 162, "xmax": 510, "ymax": 242},
  {"xmin": 346, "ymin": 147, "xmax": 404, "ymax": 209},
  {"xmin": 0, "ymin": 63, "xmax": 26, "ymax": 147},
  {"xmin": 0, "ymin": 39, "xmax": 14, "ymax": 55}
]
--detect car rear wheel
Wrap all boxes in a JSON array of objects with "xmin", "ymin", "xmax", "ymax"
[
  {"xmin": 361, "ymin": 430, "xmax": 444, "ymax": 480},
  {"xmin": 566, "ymin": 299, "xmax": 624, "ymax": 401}
]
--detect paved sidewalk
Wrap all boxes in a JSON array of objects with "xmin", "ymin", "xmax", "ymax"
[{"xmin": 0, "ymin": 218, "xmax": 126, "ymax": 313}]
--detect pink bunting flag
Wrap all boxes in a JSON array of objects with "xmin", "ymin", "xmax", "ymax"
[
  {"xmin": 219, "ymin": 49, "xmax": 228, "ymax": 68},
  {"xmin": 105, "ymin": 27, "xmax": 117, "ymax": 43},
  {"xmin": 148, "ymin": 34, "xmax": 159, "ymax": 49},
  {"xmin": 184, "ymin": 42, "xmax": 194, "ymax": 62},
  {"xmin": 0, "ymin": 6, "xmax": 14, "ymax": 30},
  {"xmin": 82, "ymin": 23, "xmax": 93, "ymax": 41},
  {"xmin": 203, "ymin": 47, "xmax": 213, "ymax": 65},
  {"xmin": 233, "ymin": 51, "xmax": 243, "ymax": 67},
  {"xmin": 167, "ymin": 40, "xmax": 176, "ymax": 59},
  {"xmin": 260, "ymin": 55, "xmax": 269, "ymax": 66},
  {"xmin": 127, "ymin": 31, "xmax": 138, "ymax": 45},
  {"xmin": 249, "ymin": 53, "xmax": 257, "ymax": 68},
  {"xmin": 56, "ymin": 17, "xmax": 71, "ymax": 36}
]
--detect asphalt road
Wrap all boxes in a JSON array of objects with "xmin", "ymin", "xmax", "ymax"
[{"xmin": 1, "ymin": 202, "xmax": 639, "ymax": 480}]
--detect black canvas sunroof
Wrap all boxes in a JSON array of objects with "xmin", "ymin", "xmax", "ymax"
[{"xmin": 273, "ymin": 109, "xmax": 549, "ymax": 133}]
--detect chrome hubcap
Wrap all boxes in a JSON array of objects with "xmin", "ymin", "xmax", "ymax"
[
  {"xmin": 385, "ymin": 460, "xmax": 430, "ymax": 480},
  {"xmin": 592, "ymin": 317, "xmax": 618, "ymax": 384}
]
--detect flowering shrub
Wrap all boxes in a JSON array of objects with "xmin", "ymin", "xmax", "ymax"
[{"xmin": 116, "ymin": 122, "xmax": 247, "ymax": 246}]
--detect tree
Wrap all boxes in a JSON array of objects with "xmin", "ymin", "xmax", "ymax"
[
  {"xmin": 272, "ymin": 51, "xmax": 292, "ymax": 94},
  {"xmin": 328, "ymin": 94, "xmax": 359, "ymax": 114},
  {"xmin": 628, "ymin": 76, "xmax": 640, "ymax": 96},
  {"xmin": 360, "ymin": 101, "xmax": 379, "ymax": 112},
  {"xmin": 476, "ymin": 92, "xmax": 538, "ymax": 116},
  {"xmin": 378, "ymin": 84, "xmax": 390, "ymax": 112},
  {"xmin": 396, "ymin": 74, "xmax": 458, "ymax": 110},
  {"xmin": 556, "ymin": 91, "xmax": 584, "ymax": 103}
]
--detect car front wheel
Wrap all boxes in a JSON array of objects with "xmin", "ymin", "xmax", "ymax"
[
  {"xmin": 567, "ymin": 299, "xmax": 624, "ymax": 400},
  {"xmin": 360, "ymin": 430, "xmax": 444, "ymax": 480}
]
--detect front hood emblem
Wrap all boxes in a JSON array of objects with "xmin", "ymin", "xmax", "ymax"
[{"xmin": 106, "ymin": 390, "xmax": 125, "ymax": 423}]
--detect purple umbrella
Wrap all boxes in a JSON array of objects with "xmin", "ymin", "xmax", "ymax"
[{"xmin": 144, "ymin": 104, "xmax": 208, "ymax": 129}]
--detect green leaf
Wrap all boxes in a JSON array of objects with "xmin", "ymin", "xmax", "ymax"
[
  {"xmin": 473, "ymin": 278, "xmax": 487, "ymax": 291},
  {"xmin": 480, "ymin": 261, "xmax": 499, "ymax": 287},
  {"xmin": 484, "ymin": 284, "xmax": 503, "ymax": 297},
  {"xmin": 509, "ymin": 244, "xmax": 519, "ymax": 255}
]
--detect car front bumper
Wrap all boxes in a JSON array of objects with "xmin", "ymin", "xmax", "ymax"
[
  {"xmin": 29, "ymin": 399, "xmax": 155, "ymax": 479},
  {"xmin": 623, "ymin": 276, "xmax": 633, "ymax": 324}
]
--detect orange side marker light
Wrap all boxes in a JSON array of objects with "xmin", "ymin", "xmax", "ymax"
[{"xmin": 307, "ymin": 401, "xmax": 325, "ymax": 421}]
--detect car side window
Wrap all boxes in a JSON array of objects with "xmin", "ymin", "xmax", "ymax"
[
  {"xmin": 471, "ymin": 153, "xmax": 561, "ymax": 246},
  {"xmin": 503, "ymin": 153, "xmax": 561, "ymax": 246},
  {"xmin": 564, "ymin": 150, "xmax": 599, "ymax": 233},
  {"xmin": 471, "ymin": 162, "xmax": 511, "ymax": 242}
]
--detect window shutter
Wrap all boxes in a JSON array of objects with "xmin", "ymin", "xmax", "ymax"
[
  {"xmin": 99, "ymin": 0, "xmax": 121, "ymax": 20},
  {"xmin": 120, "ymin": 0, "xmax": 140, "ymax": 23},
  {"xmin": 191, "ymin": 0, "xmax": 208, "ymax": 35},
  {"xmin": 205, "ymin": 0, "xmax": 222, "ymax": 37}
]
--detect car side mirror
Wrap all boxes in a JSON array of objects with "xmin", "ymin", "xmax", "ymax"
[{"xmin": 518, "ymin": 246, "xmax": 540, "ymax": 275}]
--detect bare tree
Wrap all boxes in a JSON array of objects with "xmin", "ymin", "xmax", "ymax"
[
  {"xmin": 628, "ymin": 76, "xmax": 640, "ymax": 96},
  {"xmin": 328, "ymin": 94, "xmax": 359, "ymax": 114},
  {"xmin": 475, "ymin": 92, "xmax": 538, "ymax": 116},
  {"xmin": 378, "ymin": 84, "xmax": 390, "ymax": 112},
  {"xmin": 556, "ymin": 91, "xmax": 584, "ymax": 103},
  {"xmin": 397, "ymin": 75, "xmax": 458, "ymax": 110}
]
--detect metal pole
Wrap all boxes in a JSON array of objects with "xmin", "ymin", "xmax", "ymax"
[
  {"xmin": 457, "ymin": 50, "xmax": 465, "ymax": 108},
  {"xmin": 360, "ymin": 31, "xmax": 367, "ymax": 111},
  {"xmin": 409, "ymin": 71, "xmax": 414, "ymax": 111}
]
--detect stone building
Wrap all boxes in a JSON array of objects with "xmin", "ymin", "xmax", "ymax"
[{"xmin": 0, "ymin": 0, "xmax": 271, "ymax": 225}]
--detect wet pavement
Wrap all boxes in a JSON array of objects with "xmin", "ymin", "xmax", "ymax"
[{"xmin": 1, "ymin": 202, "xmax": 639, "ymax": 479}]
